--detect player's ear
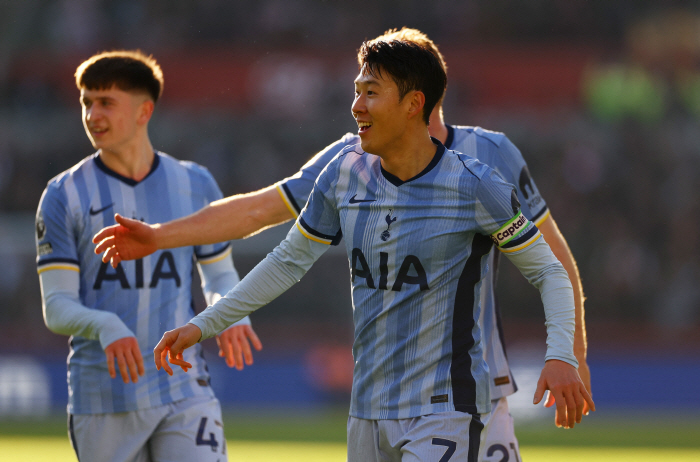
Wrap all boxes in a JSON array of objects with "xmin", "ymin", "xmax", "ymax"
[
  {"xmin": 137, "ymin": 99, "xmax": 155, "ymax": 125},
  {"xmin": 406, "ymin": 90, "xmax": 425, "ymax": 122}
]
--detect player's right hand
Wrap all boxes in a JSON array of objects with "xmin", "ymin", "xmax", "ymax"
[
  {"xmin": 105, "ymin": 336, "xmax": 145, "ymax": 384},
  {"xmin": 92, "ymin": 213, "xmax": 158, "ymax": 267},
  {"xmin": 154, "ymin": 323, "xmax": 202, "ymax": 376}
]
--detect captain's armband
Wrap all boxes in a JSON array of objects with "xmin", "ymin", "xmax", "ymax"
[{"xmin": 490, "ymin": 211, "xmax": 542, "ymax": 253}]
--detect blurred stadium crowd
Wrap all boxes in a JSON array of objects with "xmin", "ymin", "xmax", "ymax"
[{"xmin": 1, "ymin": 0, "xmax": 699, "ymax": 362}]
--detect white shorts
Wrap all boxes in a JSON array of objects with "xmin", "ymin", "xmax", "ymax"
[
  {"xmin": 69, "ymin": 395, "xmax": 227, "ymax": 462},
  {"xmin": 347, "ymin": 411, "xmax": 484, "ymax": 462},
  {"xmin": 479, "ymin": 397, "xmax": 521, "ymax": 462}
]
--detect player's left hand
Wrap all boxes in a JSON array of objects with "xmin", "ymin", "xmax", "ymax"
[
  {"xmin": 216, "ymin": 324, "xmax": 263, "ymax": 370},
  {"xmin": 545, "ymin": 357, "xmax": 592, "ymax": 422},
  {"xmin": 154, "ymin": 323, "xmax": 202, "ymax": 376},
  {"xmin": 533, "ymin": 359, "xmax": 595, "ymax": 429}
]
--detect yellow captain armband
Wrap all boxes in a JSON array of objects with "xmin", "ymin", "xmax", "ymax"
[{"xmin": 490, "ymin": 211, "xmax": 542, "ymax": 253}]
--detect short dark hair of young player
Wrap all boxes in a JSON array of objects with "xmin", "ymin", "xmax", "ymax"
[
  {"xmin": 357, "ymin": 39, "xmax": 447, "ymax": 125},
  {"xmin": 75, "ymin": 50, "xmax": 164, "ymax": 103}
]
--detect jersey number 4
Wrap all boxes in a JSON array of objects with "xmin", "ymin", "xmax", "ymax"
[{"xmin": 196, "ymin": 417, "xmax": 219, "ymax": 453}]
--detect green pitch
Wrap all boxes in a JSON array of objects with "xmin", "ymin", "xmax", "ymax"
[
  {"xmin": 1, "ymin": 437, "xmax": 699, "ymax": 462},
  {"xmin": 1, "ymin": 411, "xmax": 698, "ymax": 461}
]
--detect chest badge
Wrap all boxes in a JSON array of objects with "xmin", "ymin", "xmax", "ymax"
[{"xmin": 380, "ymin": 209, "xmax": 397, "ymax": 241}]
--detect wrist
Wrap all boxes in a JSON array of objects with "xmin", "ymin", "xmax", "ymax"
[{"xmin": 151, "ymin": 223, "xmax": 166, "ymax": 250}]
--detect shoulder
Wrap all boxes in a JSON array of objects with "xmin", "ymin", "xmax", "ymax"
[
  {"xmin": 43, "ymin": 154, "xmax": 96, "ymax": 196},
  {"xmin": 444, "ymin": 148, "xmax": 493, "ymax": 181},
  {"xmin": 158, "ymin": 151, "xmax": 218, "ymax": 185},
  {"xmin": 451, "ymin": 125, "xmax": 508, "ymax": 148}
]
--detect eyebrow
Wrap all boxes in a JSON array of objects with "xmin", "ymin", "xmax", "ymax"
[
  {"xmin": 81, "ymin": 95, "xmax": 117, "ymax": 103},
  {"xmin": 354, "ymin": 78, "xmax": 380, "ymax": 87}
]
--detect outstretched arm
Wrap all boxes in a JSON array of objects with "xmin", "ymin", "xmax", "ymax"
[
  {"xmin": 538, "ymin": 216, "xmax": 592, "ymax": 420},
  {"xmin": 502, "ymin": 234, "xmax": 595, "ymax": 429},
  {"xmin": 197, "ymin": 248, "xmax": 262, "ymax": 370},
  {"xmin": 93, "ymin": 186, "xmax": 293, "ymax": 267},
  {"xmin": 154, "ymin": 223, "xmax": 329, "ymax": 374}
]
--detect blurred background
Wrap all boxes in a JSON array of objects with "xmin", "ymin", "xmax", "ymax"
[{"xmin": 1, "ymin": 0, "xmax": 699, "ymax": 449}]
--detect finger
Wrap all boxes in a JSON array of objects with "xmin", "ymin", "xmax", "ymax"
[
  {"xmin": 154, "ymin": 337, "xmax": 166, "ymax": 370},
  {"xmin": 101, "ymin": 246, "xmax": 118, "ymax": 264},
  {"xmin": 124, "ymin": 349, "xmax": 139, "ymax": 383},
  {"xmin": 106, "ymin": 349, "xmax": 116, "ymax": 379},
  {"xmin": 92, "ymin": 226, "xmax": 117, "ymax": 244},
  {"xmin": 232, "ymin": 336, "xmax": 244, "ymax": 371},
  {"xmin": 161, "ymin": 348, "xmax": 173, "ymax": 376},
  {"xmin": 109, "ymin": 254, "xmax": 123, "ymax": 268},
  {"xmin": 169, "ymin": 353, "xmax": 193, "ymax": 371},
  {"xmin": 154, "ymin": 337, "xmax": 173, "ymax": 375},
  {"xmin": 115, "ymin": 351, "xmax": 129, "ymax": 383},
  {"xmin": 115, "ymin": 213, "xmax": 137, "ymax": 228},
  {"xmin": 543, "ymin": 390, "xmax": 555, "ymax": 408},
  {"xmin": 241, "ymin": 334, "xmax": 254, "ymax": 366},
  {"xmin": 581, "ymin": 383, "xmax": 596, "ymax": 413},
  {"xmin": 224, "ymin": 338, "xmax": 235, "ymax": 368},
  {"xmin": 94, "ymin": 235, "xmax": 116, "ymax": 254},
  {"xmin": 583, "ymin": 401, "xmax": 590, "ymax": 416},
  {"xmin": 245, "ymin": 326, "xmax": 263, "ymax": 351},
  {"xmin": 564, "ymin": 391, "xmax": 577, "ymax": 428},
  {"xmin": 533, "ymin": 375, "xmax": 547, "ymax": 405},
  {"xmin": 553, "ymin": 390, "xmax": 567, "ymax": 428},
  {"xmin": 573, "ymin": 388, "xmax": 585, "ymax": 424},
  {"xmin": 133, "ymin": 345, "xmax": 145, "ymax": 377}
]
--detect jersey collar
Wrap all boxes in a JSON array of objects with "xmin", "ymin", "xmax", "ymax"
[
  {"xmin": 380, "ymin": 137, "xmax": 446, "ymax": 187},
  {"xmin": 94, "ymin": 151, "xmax": 161, "ymax": 186}
]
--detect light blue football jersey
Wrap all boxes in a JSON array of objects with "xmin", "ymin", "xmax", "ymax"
[
  {"xmin": 36, "ymin": 152, "xmax": 231, "ymax": 414},
  {"xmin": 277, "ymin": 126, "xmax": 549, "ymax": 400},
  {"xmin": 296, "ymin": 138, "xmax": 541, "ymax": 419}
]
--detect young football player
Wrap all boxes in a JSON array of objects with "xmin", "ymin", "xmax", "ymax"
[
  {"xmin": 150, "ymin": 39, "xmax": 594, "ymax": 461},
  {"xmin": 94, "ymin": 29, "xmax": 591, "ymax": 461},
  {"xmin": 36, "ymin": 50, "xmax": 261, "ymax": 461}
]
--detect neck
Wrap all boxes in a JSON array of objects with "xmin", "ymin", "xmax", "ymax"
[
  {"xmin": 99, "ymin": 133, "xmax": 155, "ymax": 182},
  {"xmin": 379, "ymin": 124, "xmax": 437, "ymax": 182},
  {"xmin": 427, "ymin": 106, "xmax": 448, "ymax": 145}
]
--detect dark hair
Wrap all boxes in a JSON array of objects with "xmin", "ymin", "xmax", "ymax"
[
  {"xmin": 357, "ymin": 39, "xmax": 446, "ymax": 125},
  {"xmin": 372, "ymin": 28, "xmax": 448, "ymax": 107},
  {"xmin": 75, "ymin": 50, "xmax": 163, "ymax": 103}
]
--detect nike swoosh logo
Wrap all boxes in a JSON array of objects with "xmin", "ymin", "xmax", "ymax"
[
  {"xmin": 349, "ymin": 194, "xmax": 376, "ymax": 204},
  {"xmin": 89, "ymin": 203, "xmax": 114, "ymax": 216}
]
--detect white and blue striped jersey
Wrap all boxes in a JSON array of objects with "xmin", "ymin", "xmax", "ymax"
[
  {"xmin": 36, "ymin": 152, "xmax": 231, "ymax": 414},
  {"xmin": 296, "ymin": 138, "xmax": 542, "ymax": 418},
  {"xmin": 277, "ymin": 126, "xmax": 549, "ymax": 400}
]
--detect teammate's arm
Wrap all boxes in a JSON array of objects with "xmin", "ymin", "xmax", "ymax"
[
  {"xmin": 538, "ymin": 216, "xmax": 592, "ymax": 418},
  {"xmin": 154, "ymin": 224, "xmax": 329, "ymax": 374},
  {"xmin": 93, "ymin": 185, "xmax": 292, "ymax": 267},
  {"xmin": 39, "ymin": 269, "xmax": 144, "ymax": 383},
  {"xmin": 196, "ymin": 248, "xmax": 262, "ymax": 370}
]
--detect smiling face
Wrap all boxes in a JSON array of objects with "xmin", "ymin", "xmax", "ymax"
[
  {"xmin": 80, "ymin": 86, "xmax": 151, "ymax": 153},
  {"xmin": 352, "ymin": 65, "xmax": 417, "ymax": 157}
]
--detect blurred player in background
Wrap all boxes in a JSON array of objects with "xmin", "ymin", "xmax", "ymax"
[
  {"xmin": 94, "ymin": 29, "xmax": 592, "ymax": 461},
  {"xmin": 150, "ymin": 38, "xmax": 593, "ymax": 461},
  {"xmin": 36, "ymin": 50, "xmax": 261, "ymax": 461}
]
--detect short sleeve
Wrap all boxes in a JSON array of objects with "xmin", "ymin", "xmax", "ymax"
[
  {"xmin": 193, "ymin": 168, "xmax": 231, "ymax": 262},
  {"xmin": 36, "ymin": 183, "xmax": 80, "ymax": 273},
  {"xmin": 296, "ymin": 159, "xmax": 342, "ymax": 246},
  {"xmin": 474, "ymin": 168, "xmax": 542, "ymax": 254},
  {"xmin": 276, "ymin": 133, "xmax": 358, "ymax": 216}
]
